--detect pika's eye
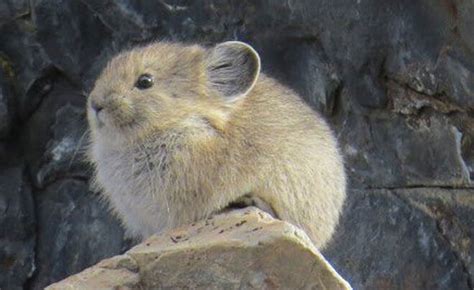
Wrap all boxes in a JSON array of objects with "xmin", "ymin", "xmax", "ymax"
[{"xmin": 135, "ymin": 74, "xmax": 154, "ymax": 90}]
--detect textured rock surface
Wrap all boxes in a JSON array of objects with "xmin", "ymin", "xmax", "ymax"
[
  {"xmin": 325, "ymin": 189, "xmax": 473, "ymax": 290},
  {"xmin": 0, "ymin": 166, "xmax": 35, "ymax": 290},
  {"xmin": 0, "ymin": 1, "xmax": 472, "ymax": 289},
  {"xmin": 46, "ymin": 208, "xmax": 351, "ymax": 290},
  {"xmin": 0, "ymin": 66, "xmax": 13, "ymax": 138},
  {"xmin": 30, "ymin": 180, "xmax": 130, "ymax": 290}
]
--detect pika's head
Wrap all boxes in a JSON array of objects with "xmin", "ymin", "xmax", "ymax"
[{"xmin": 87, "ymin": 41, "xmax": 260, "ymax": 143}]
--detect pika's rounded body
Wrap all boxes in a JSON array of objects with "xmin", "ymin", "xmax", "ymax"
[{"xmin": 88, "ymin": 41, "xmax": 346, "ymax": 249}]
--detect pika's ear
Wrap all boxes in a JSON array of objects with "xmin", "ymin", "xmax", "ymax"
[{"xmin": 205, "ymin": 41, "xmax": 261, "ymax": 101}]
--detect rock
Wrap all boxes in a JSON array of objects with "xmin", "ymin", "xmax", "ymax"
[
  {"xmin": 388, "ymin": 80, "xmax": 464, "ymax": 115},
  {"xmin": 29, "ymin": 179, "xmax": 129, "ymax": 290},
  {"xmin": 456, "ymin": 1, "xmax": 474, "ymax": 51},
  {"xmin": 383, "ymin": 1, "xmax": 474, "ymax": 109},
  {"xmin": 0, "ymin": 142, "xmax": 7, "ymax": 164},
  {"xmin": 79, "ymin": 0, "xmax": 159, "ymax": 41},
  {"xmin": 437, "ymin": 50, "xmax": 474, "ymax": 109},
  {"xmin": 0, "ymin": 0, "xmax": 29, "ymax": 26},
  {"xmin": 83, "ymin": 0, "xmax": 246, "ymax": 43},
  {"xmin": 36, "ymin": 104, "xmax": 89, "ymax": 188},
  {"xmin": 0, "ymin": 66, "xmax": 13, "ymax": 138},
  {"xmin": 457, "ymin": 117, "xmax": 474, "ymax": 181},
  {"xmin": 254, "ymin": 38, "xmax": 342, "ymax": 115},
  {"xmin": 325, "ymin": 189, "xmax": 473, "ymax": 290},
  {"xmin": 0, "ymin": 166, "xmax": 35, "ymax": 290},
  {"xmin": 398, "ymin": 188, "xmax": 474, "ymax": 282},
  {"xmin": 46, "ymin": 208, "xmax": 351, "ymax": 290},
  {"xmin": 45, "ymin": 254, "xmax": 140, "ymax": 290},
  {"xmin": 0, "ymin": 19, "xmax": 52, "ymax": 120},
  {"xmin": 21, "ymin": 77, "xmax": 87, "ymax": 188},
  {"xmin": 340, "ymin": 111, "xmax": 471, "ymax": 188},
  {"xmin": 33, "ymin": 0, "xmax": 113, "ymax": 84}
]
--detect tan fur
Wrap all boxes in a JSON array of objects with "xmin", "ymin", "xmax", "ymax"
[{"xmin": 87, "ymin": 41, "xmax": 346, "ymax": 249}]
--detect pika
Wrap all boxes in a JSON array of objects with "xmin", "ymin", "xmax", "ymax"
[{"xmin": 87, "ymin": 41, "xmax": 346, "ymax": 249}]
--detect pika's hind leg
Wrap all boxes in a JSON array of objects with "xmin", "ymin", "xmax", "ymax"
[{"xmin": 219, "ymin": 193, "xmax": 277, "ymax": 218}]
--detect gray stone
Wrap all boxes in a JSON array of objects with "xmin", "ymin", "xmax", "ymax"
[
  {"xmin": 79, "ymin": 0, "xmax": 160, "ymax": 41},
  {"xmin": 457, "ymin": 1, "xmax": 474, "ymax": 52},
  {"xmin": 397, "ymin": 188, "xmax": 474, "ymax": 283},
  {"xmin": 458, "ymin": 119, "xmax": 474, "ymax": 181},
  {"xmin": 21, "ymin": 77, "xmax": 88, "ymax": 188},
  {"xmin": 0, "ymin": 19, "xmax": 52, "ymax": 120},
  {"xmin": 0, "ymin": 0, "xmax": 29, "ymax": 26},
  {"xmin": 254, "ymin": 39, "xmax": 342, "ymax": 115},
  {"xmin": 36, "ymin": 104, "xmax": 89, "ymax": 188},
  {"xmin": 0, "ymin": 166, "xmax": 35, "ymax": 290},
  {"xmin": 437, "ymin": 51, "xmax": 474, "ymax": 109},
  {"xmin": 340, "ymin": 111, "xmax": 471, "ymax": 188},
  {"xmin": 325, "ymin": 189, "xmax": 473, "ymax": 290},
  {"xmin": 0, "ymin": 67, "xmax": 13, "ymax": 138},
  {"xmin": 33, "ymin": 0, "xmax": 113, "ymax": 84},
  {"xmin": 83, "ymin": 0, "xmax": 246, "ymax": 42},
  {"xmin": 29, "ymin": 179, "xmax": 129, "ymax": 290},
  {"xmin": 383, "ymin": 1, "xmax": 474, "ymax": 109},
  {"xmin": 0, "ymin": 91, "xmax": 9, "ymax": 137},
  {"xmin": 0, "ymin": 142, "xmax": 7, "ymax": 164}
]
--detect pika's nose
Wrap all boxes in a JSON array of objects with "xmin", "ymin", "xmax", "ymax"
[{"xmin": 90, "ymin": 100, "xmax": 103, "ymax": 114}]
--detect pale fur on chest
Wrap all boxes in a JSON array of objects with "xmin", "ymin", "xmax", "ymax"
[
  {"xmin": 92, "ymin": 138, "xmax": 180, "ymax": 239},
  {"xmin": 91, "ymin": 127, "xmax": 238, "ymax": 240}
]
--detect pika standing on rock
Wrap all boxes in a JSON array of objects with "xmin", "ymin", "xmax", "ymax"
[{"xmin": 87, "ymin": 41, "xmax": 346, "ymax": 249}]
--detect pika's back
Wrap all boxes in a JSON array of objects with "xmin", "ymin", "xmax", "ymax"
[{"xmin": 87, "ymin": 41, "xmax": 346, "ymax": 249}]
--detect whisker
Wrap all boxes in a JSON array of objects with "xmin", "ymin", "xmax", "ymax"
[{"xmin": 69, "ymin": 128, "xmax": 90, "ymax": 170}]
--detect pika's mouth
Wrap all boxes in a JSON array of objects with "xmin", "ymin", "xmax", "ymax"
[
  {"xmin": 95, "ymin": 112, "xmax": 105, "ymax": 128},
  {"xmin": 89, "ymin": 100, "xmax": 106, "ymax": 128},
  {"xmin": 88, "ymin": 109, "xmax": 107, "ymax": 130},
  {"xmin": 89, "ymin": 105, "xmax": 137, "ymax": 132}
]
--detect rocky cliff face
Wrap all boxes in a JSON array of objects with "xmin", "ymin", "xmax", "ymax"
[{"xmin": 0, "ymin": 1, "xmax": 472, "ymax": 289}]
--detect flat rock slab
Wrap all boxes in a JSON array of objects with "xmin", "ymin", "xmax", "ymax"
[{"xmin": 46, "ymin": 207, "xmax": 351, "ymax": 289}]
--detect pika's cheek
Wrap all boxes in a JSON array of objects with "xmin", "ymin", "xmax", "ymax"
[
  {"xmin": 133, "ymin": 107, "xmax": 157, "ymax": 126},
  {"xmin": 135, "ymin": 98, "xmax": 164, "ymax": 116}
]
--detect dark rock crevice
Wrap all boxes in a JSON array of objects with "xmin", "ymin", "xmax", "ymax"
[{"xmin": 387, "ymin": 78, "xmax": 470, "ymax": 116}]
